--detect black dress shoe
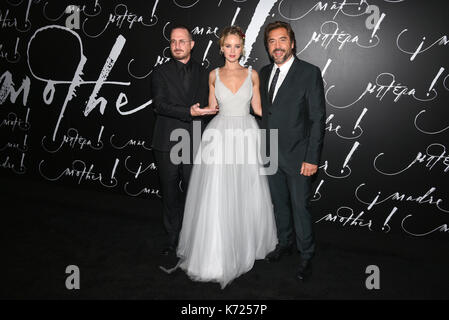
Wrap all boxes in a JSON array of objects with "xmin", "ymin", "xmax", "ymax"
[
  {"xmin": 265, "ymin": 245, "xmax": 293, "ymax": 262},
  {"xmin": 296, "ymin": 259, "xmax": 312, "ymax": 281},
  {"xmin": 161, "ymin": 246, "xmax": 175, "ymax": 256}
]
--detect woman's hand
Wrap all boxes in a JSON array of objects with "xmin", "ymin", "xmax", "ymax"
[
  {"xmin": 204, "ymin": 104, "xmax": 219, "ymax": 112},
  {"xmin": 190, "ymin": 103, "xmax": 219, "ymax": 116}
]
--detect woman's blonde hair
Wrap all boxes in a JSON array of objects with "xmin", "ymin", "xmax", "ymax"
[{"xmin": 218, "ymin": 25, "xmax": 245, "ymax": 57}]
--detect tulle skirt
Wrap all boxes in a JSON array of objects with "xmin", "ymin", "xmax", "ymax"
[{"xmin": 176, "ymin": 114, "xmax": 278, "ymax": 289}]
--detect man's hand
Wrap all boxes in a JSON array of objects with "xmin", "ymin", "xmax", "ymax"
[
  {"xmin": 300, "ymin": 162, "xmax": 318, "ymax": 176},
  {"xmin": 190, "ymin": 103, "xmax": 219, "ymax": 116}
]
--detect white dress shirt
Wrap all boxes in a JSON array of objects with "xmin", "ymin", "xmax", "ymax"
[{"xmin": 268, "ymin": 55, "xmax": 295, "ymax": 102}]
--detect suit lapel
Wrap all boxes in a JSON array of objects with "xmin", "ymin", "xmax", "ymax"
[
  {"xmin": 271, "ymin": 57, "xmax": 302, "ymax": 108},
  {"xmin": 264, "ymin": 63, "xmax": 274, "ymax": 107}
]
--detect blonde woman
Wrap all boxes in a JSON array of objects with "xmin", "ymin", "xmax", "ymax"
[{"xmin": 167, "ymin": 26, "xmax": 278, "ymax": 289}]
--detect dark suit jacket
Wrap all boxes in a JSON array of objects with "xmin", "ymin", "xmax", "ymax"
[
  {"xmin": 259, "ymin": 57, "xmax": 326, "ymax": 175},
  {"xmin": 151, "ymin": 58, "xmax": 209, "ymax": 152}
]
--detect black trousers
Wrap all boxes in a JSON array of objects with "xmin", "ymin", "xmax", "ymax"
[
  {"xmin": 153, "ymin": 150, "xmax": 192, "ymax": 248},
  {"xmin": 267, "ymin": 166, "xmax": 315, "ymax": 261}
]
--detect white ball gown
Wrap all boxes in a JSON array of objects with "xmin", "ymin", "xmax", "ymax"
[{"xmin": 174, "ymin": 66, "xmax": 278, "ymax": 289}]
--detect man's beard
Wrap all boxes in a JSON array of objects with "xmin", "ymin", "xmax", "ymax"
[
  {"xmin": 172, "ymin": 50, "xmax": 189, "ymax": 61},
  {"xmin": 271, "ymin": 49, "xmax": 292, "ymax": 64}
]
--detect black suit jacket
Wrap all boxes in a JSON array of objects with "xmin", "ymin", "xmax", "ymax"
[
  {"xmin": 259, "ymin": 57, "xmax": 326, "ymax": 174},
  {"xmin": 151, "ymin": 58, "xmax": 209, "ymax": 152}
]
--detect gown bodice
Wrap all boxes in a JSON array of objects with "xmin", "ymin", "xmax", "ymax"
[{"xmin": 214, "ymin": 66, "xmax": 253, "ymax": 117}]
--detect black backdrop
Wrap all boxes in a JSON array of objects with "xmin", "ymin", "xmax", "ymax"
[{"xmin": 1, "ymin": 0, "xmax": 448, "ymax": 240}]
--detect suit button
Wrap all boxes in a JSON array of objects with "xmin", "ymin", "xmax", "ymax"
[{"xmin": 268, "ymin": 111, "xmax": 272, "ymax": 115}]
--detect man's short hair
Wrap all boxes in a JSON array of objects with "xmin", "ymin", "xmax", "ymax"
[
  {"xmin": 264, "ymin": 21, "xmax": 297, "ymax": 54},
  {"xmin": 170, "ymin": 24, "xmax": 192, "ymax": 40}
]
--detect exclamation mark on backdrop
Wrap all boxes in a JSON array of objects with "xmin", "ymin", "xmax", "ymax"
[
  {"xmin": 231, "ymin": 7, "xmax": 241, "ymax": 26},
  {"xmin": 111, "ymin": 158, "xmax": 119, "ymax": 183},
  {"xmin": 427, "ymin": 67, "xmax": 445, "ymax": 97},
  {"xmin": 370, "ymin": 13, "xmax": 385, "ymax": 43},
  {"xmin": 98, "ymin": 125, "xmax": 104, "ymax": 144},
  {"xmin": 202, "ymin": 40, "xmax": 213, "ymax": 68},
  {"xmin": 14, "ymin": 37, "xmax": 20, "ymax": 60},
  {"xmin": 341, "ymin": 141, "xmax": 360, "ymax": 173},
  {"xmin": 353, "ymin": 108, "xmax": 368, "ymax": 135},
  {"xmin": 23, "ymin": 134, "xmax": 28, "ymax": 150},
  {"xmin": 382, "ymin": 207, "xmax": 398, "ymax": 232},
  {"xmin": 20, "ymin": 152, "xmax": 25, "ymax": 170},
  {"xmin": 25, "ymin": 108, "xmax": 30, "ymax": 125},
  {"xmin": 313, "ymin": 179, "xmax": 324, "ymax": 200},
  {"xmin": 150, "ymin": 0, "xmax": 159, "ymax": 23}
]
